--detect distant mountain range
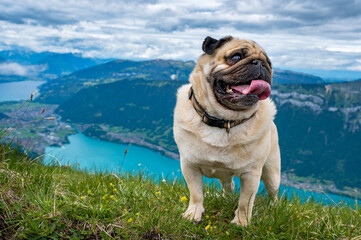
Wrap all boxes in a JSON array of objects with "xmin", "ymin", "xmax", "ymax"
[
  {"xmin": 1, "ymin": 49, "xmax": 360, "ymax": 83},
  {"xmin": 40, "ymin": 59, "xmax": 361, "ymax": 193},
  {"xmin": 0, "ymin": 49, "xmax": 111, "ymax": 82},
  {"xmin": 273, "ymin": 68, "xmax": 324, "ymax": 84},
  {"xmin": 284, "ymin": 68, "xmax": 361, "ymax": 82}
]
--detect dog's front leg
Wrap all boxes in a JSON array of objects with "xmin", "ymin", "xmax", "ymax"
[
  {"xmin": 181, "ymin": 160, "xmax": 204, "ymax": 223},
  {"xmin": 231, "ymin": 172, "xmax": 261, "ymax": 227}
]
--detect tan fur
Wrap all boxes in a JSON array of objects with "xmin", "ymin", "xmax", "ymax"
[{"xmin": 173, "ymin": 37, "xmax": 281, "ymax": 227}]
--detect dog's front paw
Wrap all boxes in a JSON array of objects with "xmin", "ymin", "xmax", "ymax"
[
  {"xmin": 230, "ymin": 216, "xmax": 248, "ymax": 227},
  {"xmin": 182, "ymin": 204, "xmax": 204, "ymax": 223}
]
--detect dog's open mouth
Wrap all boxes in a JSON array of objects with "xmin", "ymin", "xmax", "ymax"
[{"xmin": 221, "ymin": 80, "xmax": 271, "ymax": 100}]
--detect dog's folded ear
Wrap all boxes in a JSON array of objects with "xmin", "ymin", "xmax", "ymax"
[{"xmin": 202, "ymin": 36, "xmax": 233, "ymax": 55}]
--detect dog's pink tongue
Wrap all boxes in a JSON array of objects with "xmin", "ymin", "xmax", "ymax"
[{"xmin": 231, "ymin": 80, "xmax": 271, "ymax": 100}]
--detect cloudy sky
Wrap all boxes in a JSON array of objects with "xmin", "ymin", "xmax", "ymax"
[{"xmin": 1, "ymin": 0, "xmax": 361, "ymax": 72}]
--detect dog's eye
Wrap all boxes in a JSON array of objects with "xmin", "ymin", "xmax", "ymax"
[{"xmin": 229, "ymin": 53, "xmax": 243, "ymax": 63}]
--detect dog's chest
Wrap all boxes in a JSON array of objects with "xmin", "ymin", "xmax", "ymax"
[
  {"xmin": 186, "ymin": 141, "xmax": 255, "ymax": 178},
  {"xmin": 198, "ymin": 159, "xmax": 240, "ymax": 179}
]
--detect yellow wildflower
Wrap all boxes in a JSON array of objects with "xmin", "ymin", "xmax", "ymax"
[
  {"xmin": 155, "ymin": 191, "xmax": 160, "ymax": 195},
  {"xmin": 87, "ymin": 190, "xmax": 91, "ymax": 194},
  {"xmin": 110, "ymin": 195, "xmax": 114, "ymax": 199},
  {"xmin": 113, "ymin": 188, "xmax": 117, "ymax": 192},
  {"xmin": 110, "ymin": 183, "xmax": 114, "ymax": 187},
  {"xmin": 180, "ymin": 196, "xmax": 187, "ymax": 203},
  {"xmin": 205, "ymin": 224, "xmax": 211, "ymax": 230},
  {"xmin": 80, "ymin": 196, "xmax": 85, "ymax": 199},
  {"xmin": 128, "ymin": 218, "xmax": 133, "ymax": 223}
]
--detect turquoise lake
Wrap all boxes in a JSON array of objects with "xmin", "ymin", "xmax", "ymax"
[
  {"xmin": 45, "ymin": 132, "xmax": 357, "ymax": 207},
  {"xmin": 0, "ymin": 80, "xmax": 45, "ymax": 102}
]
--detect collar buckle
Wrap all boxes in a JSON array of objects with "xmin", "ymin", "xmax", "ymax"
[
  {"xmin": 202, "ymin": 115, "xmax": 207, "ymax": 124},
  {"xmin": 226, "ymin": 121, "xmax": 231, "ymax": 133}
]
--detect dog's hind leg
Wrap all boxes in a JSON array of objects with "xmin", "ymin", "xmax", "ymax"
[
  {"xmin": 219, "ymin": 177, "xmax": 235, "ymax": 196},
  {"xmin": 231, "ymin": 172, "xmax": 261, "ymax": 227},
  {"xmin": 261, "ymin": 124, "xmax": 281, "ymax": 200},
  {"xmin": 261, "ymin": 159, "xmax": 280, "ymax": 200},
  {"xmin": 181, "ymin": 160, "xmax": 205, "ymax": 223}
]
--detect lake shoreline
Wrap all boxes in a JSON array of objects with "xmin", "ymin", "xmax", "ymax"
[{"xmin": 75, "ymin": 123, "xmax": 180, "ymax": 160}]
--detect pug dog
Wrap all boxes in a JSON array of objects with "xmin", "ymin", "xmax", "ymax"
[{"xmin": 173, "ymin": 36, "xmax": 280, "ymax": 226}]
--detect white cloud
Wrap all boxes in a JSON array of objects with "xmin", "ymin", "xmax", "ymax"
[
  {"xmin": 326, "ymin": 46, "xmax": 361, "ymax": 53},
  {"xmin": 0, "ymin": 62, "xmax": 47, "ymax": 76}
]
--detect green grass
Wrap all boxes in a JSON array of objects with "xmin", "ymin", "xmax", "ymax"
[{"xmin": 0, "ymin": 140, "xmax": 360, "ymax": 239}]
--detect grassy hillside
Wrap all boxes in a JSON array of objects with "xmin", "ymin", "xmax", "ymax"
[{"xmin": 0, "ymin": 139, "xmax": 360, "ymax": 239}]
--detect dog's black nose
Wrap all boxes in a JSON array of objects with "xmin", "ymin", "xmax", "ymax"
[{"xmin": 251, "ymin": 59, "xmax": 265, "ymax": 67}]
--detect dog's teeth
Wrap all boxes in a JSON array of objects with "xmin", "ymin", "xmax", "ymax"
[{"xmin": 226, "ymin": 87, "xmax": 233, "ymax": 93}]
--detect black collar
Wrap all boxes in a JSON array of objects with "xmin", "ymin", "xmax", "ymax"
[{"xmin": 188, "ymin": 87, "xmax": 256, "ymax": 133}]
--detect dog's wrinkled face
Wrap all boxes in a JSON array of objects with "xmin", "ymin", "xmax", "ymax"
[{"xmin": 202, "ymin": 36, "xmax": 273, "ymax": 111}]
